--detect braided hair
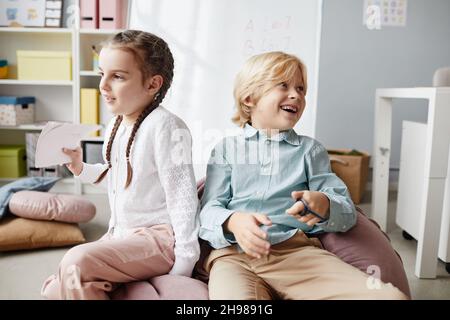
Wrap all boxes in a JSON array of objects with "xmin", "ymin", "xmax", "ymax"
[{"xmin": 94, "ymin": 30, "xmax": 174, "ymax": 188}]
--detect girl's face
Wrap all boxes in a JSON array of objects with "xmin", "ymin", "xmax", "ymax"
[
  {"xmin": 98, "ymin": 47, "xmax": 161, "ymax": 120},
  {"xmin": 247, "ymin": 68, "xmax": 306, "ymax": 132}
]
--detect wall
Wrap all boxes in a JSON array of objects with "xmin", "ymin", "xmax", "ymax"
[{"xmin": 316, "ymin": 0, "xmax": 450, "ymax": 168}]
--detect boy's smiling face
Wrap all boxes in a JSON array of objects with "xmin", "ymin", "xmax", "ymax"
[{"xmin": 246, "ymin": 68, "xmax": 306, "ymax": 132}]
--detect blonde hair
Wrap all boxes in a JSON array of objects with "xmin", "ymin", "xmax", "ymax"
[{"xmin": 232, "ymin": 51, "xmax": 308, "ymax": 127}]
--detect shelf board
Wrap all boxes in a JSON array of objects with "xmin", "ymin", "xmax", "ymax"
[
  {"xmin": 80, "ymin": 70, "xmax": 100, "ymax": 77},
  {"xmin": 82, "ymin": 136, "xmax": 105, "ymax": 142},
  {"xmin": 0, "ymin": 79, "xmax": 73, "ymax": 86},
  {"xmin": 0, "ymin": 27, "xmax": 72, "ymax": 34},
  {"xmin": 0, "ymin": 177, "xmax": 74, "ymax": 183},
  {"xmin": 0, "ymin": 123, "xmax": 46, "ymax": 130},
  {"xmin": 80, "ymin": 29, "xmax": 124, "ymax": 35},
  {"xmin": 0, "ymin": 177, "xmax": 19, "ymax": 183}
]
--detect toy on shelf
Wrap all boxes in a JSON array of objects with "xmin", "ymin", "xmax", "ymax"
[{"xmin": 0, "ymin": 60, "xmax": 8, "ymax": 79}]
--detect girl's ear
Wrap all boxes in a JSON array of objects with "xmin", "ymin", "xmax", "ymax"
[
  {"xmin": 244, "ymin": 95, "xmax": 256, "ymax": 107},
  {"xmin": 146, "ymin": 75, "xmax": 163, "ymax": 97}
]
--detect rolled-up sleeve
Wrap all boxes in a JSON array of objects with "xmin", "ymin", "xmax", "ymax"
[
  {"xmin": 199, "ymin": 141, "xmax": 237, "ymax": 249},
  {"xmin": 305, "ymin": 143, "xmax": 357, "ymax": 233}
]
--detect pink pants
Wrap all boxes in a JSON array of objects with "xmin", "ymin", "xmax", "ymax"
[{"xmin": 41, "ymin": 224, "xmax": 175, "ymax": 300}]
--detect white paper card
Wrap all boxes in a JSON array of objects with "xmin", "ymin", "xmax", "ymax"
[{"xmin": 35, "ymin": 121, "xmax": 102, "ymax": 168}]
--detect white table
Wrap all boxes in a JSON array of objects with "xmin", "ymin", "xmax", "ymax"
[{"xmin": 372, "ymin": 87, "xmax": 450, "ymax": 279}]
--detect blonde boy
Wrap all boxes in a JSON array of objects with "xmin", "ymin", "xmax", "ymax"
[{"xmin": 199, "ymin": 51, "xmax": 407, "ymax": 300}]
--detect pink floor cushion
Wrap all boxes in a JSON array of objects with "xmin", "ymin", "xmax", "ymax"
[
  {"xmin": 110, "ymin": 275, "xmax": 209, "ymax": 300},
  {"xmin": 8, "ymin": 190, "xmax": 96, "ymax": 223},
  {"xmin": 316, "ymin": 208, "xmax": 411, "ymax": 298}
]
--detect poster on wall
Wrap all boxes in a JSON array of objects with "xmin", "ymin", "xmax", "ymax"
[
  {"xmin": 0, "ymin": 0, "xmax": 46, "ymax": 27},
  {"xmin": 364, "ymin": 0, "xmax": 407, "ymax": 29}
]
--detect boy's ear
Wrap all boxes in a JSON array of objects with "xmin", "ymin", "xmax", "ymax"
[
  {"xmin": 244, "ymin": 95, "xmax": 256, "ymax": 107},
  {"xmin": 146, "ymin": 75, "xmax": 163, "ymax": 96}
]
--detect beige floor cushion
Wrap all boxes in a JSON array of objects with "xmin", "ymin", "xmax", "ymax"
[{"xmin": 0, "ymin": 216, "xmax": 85, "ymax": 252}]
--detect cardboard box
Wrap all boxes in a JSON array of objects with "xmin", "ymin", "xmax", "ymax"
[
  {"xmin": 17, "ymin": 50, "xmax": 72, "ymax": 81},
  {"xmin": 0, "ymin": 145, "xmax": 27, "ymax": 178},
  {"xmin": 328, "ymin": 149, "xmax": 370, "ymax": 204},
  {"xmin": 0, "ymin": 96, "xmax": 35, "ymax": 126}
]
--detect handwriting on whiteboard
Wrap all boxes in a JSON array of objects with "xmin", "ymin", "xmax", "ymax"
[{"xmin": 242, "ymin": 16, "xmax": 293, "ymax": 57}]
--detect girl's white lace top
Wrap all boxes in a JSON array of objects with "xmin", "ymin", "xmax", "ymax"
[{"xmin": 76, "ymin": 106, "xmax": 200, "ymax": 277}]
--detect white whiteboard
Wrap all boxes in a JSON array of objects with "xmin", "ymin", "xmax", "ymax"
[{"xmin": 130, "ymin": 0, "xmax": 322, "ymax": 179}]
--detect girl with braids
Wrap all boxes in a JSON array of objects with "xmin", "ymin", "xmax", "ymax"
[{"xmin": 41, "ymin": 30, "xmax": 200, "ymax": 300}]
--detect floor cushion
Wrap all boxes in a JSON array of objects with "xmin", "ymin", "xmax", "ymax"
[
  {"xmin": 9, "ymin": 190, "xmax": 96, "ymax": 223},
  {"xmin": 0, "ymin": 216, "xmax": 85, "ymax": 252},
  {"xmin": 110, "ymin": 179, "xmax": 410, "ymax": 299},
  {"xmin": 0, "ymin": 177, "xmax": 60, "ymax": 219}
]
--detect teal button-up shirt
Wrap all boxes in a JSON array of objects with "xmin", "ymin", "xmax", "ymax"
[{"xmin": 199, "ymin": 124, "xmax": 357, "ymax": 250}]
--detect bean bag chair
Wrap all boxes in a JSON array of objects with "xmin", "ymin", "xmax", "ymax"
[{"xmin": 110, "ymin": 178, "xmax": 410, "ymax": 299}]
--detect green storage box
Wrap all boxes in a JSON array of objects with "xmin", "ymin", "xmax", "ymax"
[{"xmin": 0, "ymin": 145, "xmax": 27, "ymax": 178}]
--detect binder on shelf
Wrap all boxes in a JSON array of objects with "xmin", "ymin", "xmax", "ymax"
[
  {"xmin": 99, "ymin": 0, "xmax": 128, "ymax": 29},
  {"xmin": 80, "ymin": 88, "xmax": 100, "ymax": 137},
  {"xmin": 80, "ymin": 0, "xmax": 99, "ymax": 29}
]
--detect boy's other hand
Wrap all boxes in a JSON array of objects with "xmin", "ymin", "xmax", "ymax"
[
  {"xmin": 224, "ymin": 212, "xmax": 272, "ymax": 259},
  {"xmin": 62, "ymin": 146, "xmax": 83, "ymax": 176},
  {"xmin": 286, "ymin": 191, "xmax": 330, "ymax": 226}
]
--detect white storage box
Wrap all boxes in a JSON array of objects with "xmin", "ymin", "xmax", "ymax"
[
  {"xmin": 25, "ymin": 132, "xmax": 41, "ymax": 176},
  {"xmin": 0, "ymin": 96, "xmax": 35, "ymax": 126}
]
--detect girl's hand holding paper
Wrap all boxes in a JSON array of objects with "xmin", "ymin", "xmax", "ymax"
[{"xmin": 35, "ymin": 121, "xmax": 102, "ymax": 169}]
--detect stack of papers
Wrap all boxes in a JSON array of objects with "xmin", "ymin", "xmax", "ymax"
[{"xmin": 35, "ymin": 122, "xmax": 102, "ymax": 168}]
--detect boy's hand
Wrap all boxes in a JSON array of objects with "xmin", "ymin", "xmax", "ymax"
[
  {"xmin": 62, "ymin": 147, "xmax": 83, "ymax": 176},
  {"xmin": 286, "ymin": 191, "xmax": 330, "ymax": 226},
  {"xmin": 224, "ymin": 212, "xmax": 272, "ymax": 259}
]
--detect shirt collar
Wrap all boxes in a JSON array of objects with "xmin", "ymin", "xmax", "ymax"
[{"xmin": 243, "ymin": 123, "xmax": 300, "ymax": 146}]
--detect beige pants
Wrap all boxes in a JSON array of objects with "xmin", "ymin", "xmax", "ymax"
[
  {"xmin": 41, "ymin": 224, "xmax": 175, "ymax": 300},
  {"xmin": 205, "ymin": 231, "xmax": 408, "ymax": 300}
]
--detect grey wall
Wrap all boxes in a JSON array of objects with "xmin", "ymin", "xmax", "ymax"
[{"xmin": 316, "ymin": 0, "xmax": 450, "ymax": 168}]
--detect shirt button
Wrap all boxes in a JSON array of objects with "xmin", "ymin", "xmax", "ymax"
[
  {"xmin": 342, "ymin": 225, "xmax": 347, "ymax": 230},
  {"xmin": 115, "ymin": 157, "xmax": 118, "ymax": 163},
  {"xmin": 330, "ymin": 222, "xmax": 335, "ymax": 226},
  {"xmin": 265, "ymin": 140, "xmax": 270, "ymax": 145}
]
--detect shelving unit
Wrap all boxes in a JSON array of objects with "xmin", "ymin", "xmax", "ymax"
[{"xmin": 0, "ymin": 26, "xmax": 120, "ymax": 193}]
